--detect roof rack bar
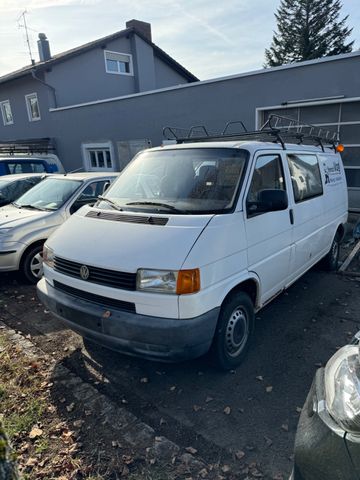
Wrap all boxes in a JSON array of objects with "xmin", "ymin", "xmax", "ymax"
[
  {"xmin": 163, "ymin": 114, "xmax": 340, "ymax": 151},
  {"xmin": 222, "ymin": 121, "xmax": 247, "ymax": 135},
  {"xmin": 0, "ymin": 138, "xmax": 56, "ymax": 155},
  {"xmin": 188, "ymin": 125, "xmax": 209, "ymax": 138},
  {"xmin": 162, "ymin": 126, "xmax": 179, "ymax": 140}
]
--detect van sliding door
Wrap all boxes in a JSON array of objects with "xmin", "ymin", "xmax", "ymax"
[{"xmin": 286, "ymin": 153, "xmax": 325, "ymax": 283}]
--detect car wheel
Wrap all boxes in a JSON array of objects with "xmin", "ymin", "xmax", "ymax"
[
  {"xmin": 211, "ymin": 291, "xmax": 254, "ymax": 370},
  {"xmin": 322, "ymin": 236, "xmax": 340, "ymax": 271},
  {"xmin": 21, "ymin": 244, "xmax": 44, "ymax": 284}
]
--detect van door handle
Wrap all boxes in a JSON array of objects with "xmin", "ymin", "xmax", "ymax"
[{"xmin": 289, "ymin": 209, "xmax": 294, "ymax": 225}]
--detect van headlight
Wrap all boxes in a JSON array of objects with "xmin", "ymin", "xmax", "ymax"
[
  {"xmin": 137, "ymin": 268, "xmax": 200, "ymax": 295},
  {"xmin": 43, "ymin": 244, "xmax": 55, "ymax": 268},
  {"xmin": 325, "ymin": 345, "xmax": 360, "ymax": 433}
]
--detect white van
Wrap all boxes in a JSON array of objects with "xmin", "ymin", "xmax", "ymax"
[{"xmin": 37, "ymin": 121, "xmax": 348, "ymax": 369}]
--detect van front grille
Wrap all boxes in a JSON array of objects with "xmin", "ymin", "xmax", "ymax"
[
  {"xmin": 53, "ymin": 256, "xmax": 137, "ymax": 291},
  {"xmin": 53, "ymin": 280, "xmax": 136, "ymax": 313}
]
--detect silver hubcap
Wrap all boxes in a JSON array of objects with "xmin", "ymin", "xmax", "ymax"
[
  {"xmin": 30, "ymin": 252, "xmax": 43, "ymax": 279},
  {"xmin": 225, "ymin": 307, "xmax": 249, "ymax": 357}
]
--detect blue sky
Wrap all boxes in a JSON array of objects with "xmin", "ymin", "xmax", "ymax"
[{"xmin": 0, "ymin": 0, "xmax": 359, "ymax": 80}]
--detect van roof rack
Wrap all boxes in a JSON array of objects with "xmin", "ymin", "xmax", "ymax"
[
  {"xmin": 163, "ymin": 115, "xmax": 340, "ymax": 152},
  {"xmin": 0, "ymin": 138, "xmax": 56, "ymax": 156}
]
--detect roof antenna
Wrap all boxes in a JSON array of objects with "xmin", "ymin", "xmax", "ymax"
[{"xmin": 17, "ymin": 10, "xmax": 35, "ymax": 65}]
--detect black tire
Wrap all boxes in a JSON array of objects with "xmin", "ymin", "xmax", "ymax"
[
  {"xmin": 211, "ymin": 291, "xmax": 254, "ymax": 370},
  {"xmin": 21, "ymin": 244, "xmax": 44, "ymax": 284},
  {"xmin": 322, "ymin": 236, "xmax": 340, "ymax": 271}
]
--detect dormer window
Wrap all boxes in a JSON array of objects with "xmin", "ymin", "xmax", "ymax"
[{"xmin": 104, "ymin": 50, "xmax": 133, "ymax": 75}]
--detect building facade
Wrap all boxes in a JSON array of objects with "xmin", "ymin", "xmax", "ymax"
[
  {"xmin": 0, "ymin": 23, "xmax": 359, "ymax": 210},
  {"xmin": 0, "ymin": 19, "xmax": 197, "ymax": 168}
]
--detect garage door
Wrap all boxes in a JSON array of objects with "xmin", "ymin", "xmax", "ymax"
[{"xmin": 260, "ymin": 101, "xmax": 360, "ymax": 212}]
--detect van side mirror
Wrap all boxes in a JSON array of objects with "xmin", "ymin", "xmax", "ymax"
[
  {"xmin": 247, "ymin": 189, "xmax": 288, "ymax": 215},
  {"xmin": 257, "ymin": 189, "xmax": 288, "ymax": 212}
]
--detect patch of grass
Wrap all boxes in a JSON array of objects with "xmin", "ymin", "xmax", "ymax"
[
  {"xmin": 0, "ymin": 384, "xmax": 6, "ymax": 399},
  {"xmin": 128, "ymin": 466, "xmax": 176, "ymax": 480},
  {"xmin": 0, "ymin": 333, "xmax": 47, "ymax": 442},
  {"xmin": 34, "ymin": 438, "xmax": 49, "ymax": 455},
  {"xmin": 5, "ymin": 398, "xmax": 44, "ymax": 439}
]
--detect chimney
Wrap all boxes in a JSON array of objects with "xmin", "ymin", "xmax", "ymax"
[
  {"xmin": 37, "ymin": 33, "xmax": 51, "ymax": 62},
  {"xmin": 126, "ymin": 19, "xmax": 152, "ymax": 42}
]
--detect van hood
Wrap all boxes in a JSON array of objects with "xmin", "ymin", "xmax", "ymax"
[
  {"xmin": 0, "ymin": 204, "xmax": 51, "ymax": 228},
  {"xmin": 47, "ymin": 206, "xmax": 213, "ymax": 272}
]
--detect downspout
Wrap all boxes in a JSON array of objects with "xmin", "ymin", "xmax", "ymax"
[{"xmin": 31, "ymin": 69, "xmax": 58, "ymax": 108}]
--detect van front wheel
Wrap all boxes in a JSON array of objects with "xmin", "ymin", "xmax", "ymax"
[{"xmin": 211, "ymin": 292, "xmax": 254, "ymax": 370}]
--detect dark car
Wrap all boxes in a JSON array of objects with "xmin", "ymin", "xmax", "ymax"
[
  {"xmin": 0, "ymin": 173, "xmax": 47, "ymax": 207},
  {"xmin": 292, "ymin": 334, "xmax": 360, "ymax": 480}
]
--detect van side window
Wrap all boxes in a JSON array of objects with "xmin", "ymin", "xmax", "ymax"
[
  {"xmin": 247, "ymin": 154, "xmax": 286, "ymax": 215},
  {"xmin": 287, "ymin": 154, "xmax": 323, "ymax": 203}
]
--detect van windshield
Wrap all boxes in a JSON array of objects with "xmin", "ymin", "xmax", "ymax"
[{"xmin": 99, "ymin": 148, "xmax": 248, "ymax": 214}]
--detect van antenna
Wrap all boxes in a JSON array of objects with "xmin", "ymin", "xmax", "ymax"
[{"xmin": 17, "ymin": 10, "xmax": 36, "ymax": 65}]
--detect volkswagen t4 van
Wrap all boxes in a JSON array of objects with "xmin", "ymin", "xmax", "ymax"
[{"xmin": 37, "ymin": 118, "xmax": 348, "ymax": 369}]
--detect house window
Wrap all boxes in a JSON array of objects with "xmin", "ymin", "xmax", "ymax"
[
  {"xmin": 25, "ymin": 93, "xmax": 41, "ymax": 122},
  {"xmin": 0, "ymin": 100, "xmax": 13, "ymax": 125},
  {"xmin": 104, "ymin": 50, "xmax": 133, "ymax": 75},
  {"xmin": 82, "ymin": 142, "xmax": 114, "ymax": 172}
]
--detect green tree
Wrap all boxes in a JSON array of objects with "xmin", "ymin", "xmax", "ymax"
[{"xmin": 265, "ymin": 0, "xmax": 354, "ymax": 67}]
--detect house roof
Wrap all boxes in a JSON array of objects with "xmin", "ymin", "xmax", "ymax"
[{"xmin": 0, "ymin": 26, "xmax": 199, "ymax": 86}]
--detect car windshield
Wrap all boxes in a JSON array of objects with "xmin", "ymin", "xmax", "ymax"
[
  {"xmin": 14, "ymin": 177, "xmax": 82, "ymax": 211},
  {"xmin": 98, "ymin": 148, "xmax": 248, "ymax": 214}
]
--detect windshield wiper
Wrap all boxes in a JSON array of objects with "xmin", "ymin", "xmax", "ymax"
[
  {"xmin": 13, "ymin": 203, "xmax": 50, "ymax": 211},
  {"xmin": 125, "ymin": 201, "xmax": 188, "ymax": 214},
  {"xmin": 97, "ymin": 196, "xmax": 123, "ymax": 211}
]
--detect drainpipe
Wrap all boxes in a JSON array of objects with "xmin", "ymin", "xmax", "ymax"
[{"xmin": 31, "ymin": 69, "xmax": 58, "ymax": 108}]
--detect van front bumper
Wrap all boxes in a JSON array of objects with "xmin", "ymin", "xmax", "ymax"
[{"xmin": 37, "ymin": 278, "xmax": 219, "ymax": 362}]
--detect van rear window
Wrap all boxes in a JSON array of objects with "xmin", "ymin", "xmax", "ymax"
[
  {"xmin": 287, "ymin": 154, "xmax": 323, "ymax": 203},
  {"xmin": 5, "ymin": 161, "xmax": 47, "ymax": 174}
]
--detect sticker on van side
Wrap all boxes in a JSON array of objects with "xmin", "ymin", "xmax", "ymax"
[{"xmin": 322, "ymin": 156, "xmax": 343, "ymax": 187}]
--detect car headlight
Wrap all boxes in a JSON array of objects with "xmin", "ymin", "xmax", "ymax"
[
  {"xmin": 137, "ymin": 268, "xmax": 200, "ymax": 294},
  {"xmin": 325, "ymin": 345, "xmax": 360, "ymax": 433},
  {"xmin": 43, "ymin": 244, "xmax": 55, "ymax": 269}
]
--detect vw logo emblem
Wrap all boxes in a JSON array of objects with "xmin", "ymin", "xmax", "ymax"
[{"xmin": 80, "ymin": 265, "xmax": 89, "ymax": 280}]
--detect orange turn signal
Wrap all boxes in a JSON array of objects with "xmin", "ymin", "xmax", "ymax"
[
  {"xmin": 336, "ymin": 144, "xmax": 345, "ymax": 153},
  {"xmin": 176, "ymin": 269, "xmax": 200, "ymax": 295}
]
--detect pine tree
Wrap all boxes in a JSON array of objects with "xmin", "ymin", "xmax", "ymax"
[{"xmin": 264, "ymin": 0, "xmax": 354, "ymax": 67}]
